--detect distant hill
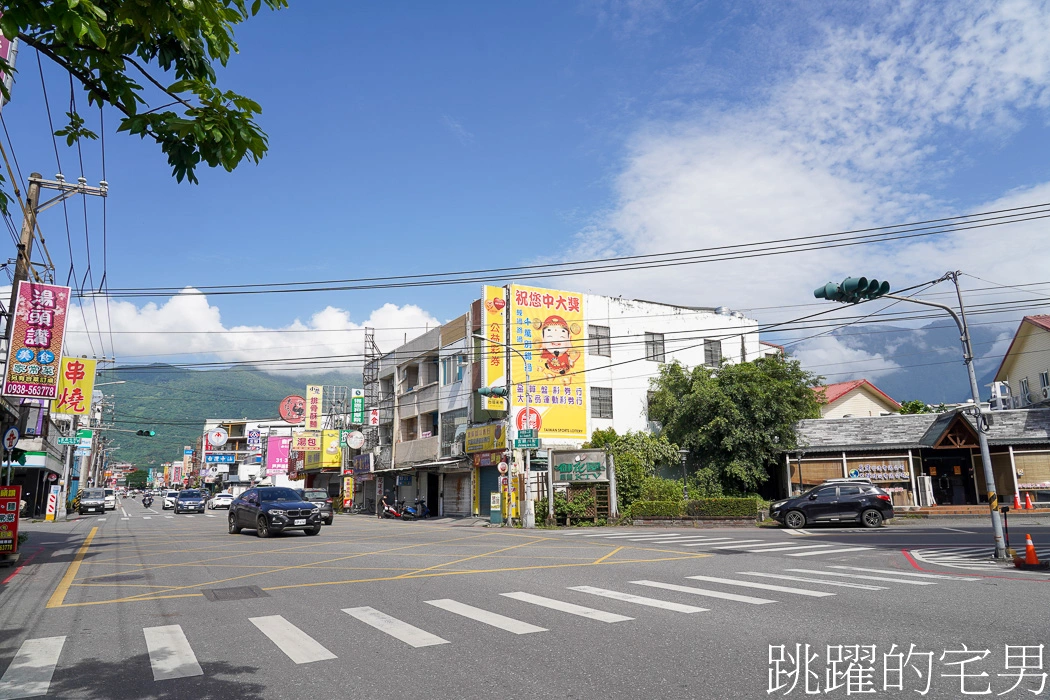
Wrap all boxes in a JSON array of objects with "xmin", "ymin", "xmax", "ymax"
[{"xmin": 97, "ymin": 364, "xmax": 362, "ymax": 468}]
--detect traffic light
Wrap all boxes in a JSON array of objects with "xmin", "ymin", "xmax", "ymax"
[
  {"xmin": 813, "ymin": 276, "xmax": 891, "ymax": 303},
  {"xmin": 135, "ymin": 430, "xmax": 156, "ymax": 437},
  {"xmin": 477, "ymin": 387, "xmax": 509, "ymax": 397}
]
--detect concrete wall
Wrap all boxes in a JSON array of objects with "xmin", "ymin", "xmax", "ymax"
[
  {"xmin": 997, "ymin": 323, "xmax": 1050, "ymax": 405},
  {"xmin": 822, "ymin": 389, "xmax": 897, "ymax": 418}
]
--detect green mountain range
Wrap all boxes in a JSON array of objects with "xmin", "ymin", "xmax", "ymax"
[{"xmin": 97, "ymin": 364, "xmax": 362, "ymax": 468}]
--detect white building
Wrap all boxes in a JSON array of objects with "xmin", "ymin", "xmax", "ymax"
[{"xmin": 367, "ymin": 288, "xmax": 770, "ymax": 519}]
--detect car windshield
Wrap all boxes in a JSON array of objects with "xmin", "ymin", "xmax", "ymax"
[
  {"xmin": 104, "ymin": 489, "xmax": 114, "ymax": 496},
  {"xmin": 215, "ymin": 494, "xmax": 232, "ymax": 499},
  {"xmin": 258, "ymin": 488, "xmax": 301, "ymax": 502},
  {"xmin": 82, "ymin": 489, "xmax": 105, "ymax": 498},
  {"xmin": 303, "ymin": 489, "xmax": 328, "ymax": 500},
  {"xmin": 179, "ymin": 491, "xmax": 200, "ymax": 499}
]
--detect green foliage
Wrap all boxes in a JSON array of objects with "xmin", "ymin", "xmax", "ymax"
[
  {"xmin": 124, "ymin": 470, "xmax": 147, "ymax": 489},
  {"xmin": 899, "ymin": 400, "xmax": 948, "ymax": 414},
  {"xmin": 623, "ymin": 497, "xmax": 760, "ymax": 520},
  {"xmin": 639, "ymin": 476, "xmax": 683, "ymax": 502},
  {"xmin": 18, "ymin": 532, "xmax": 28, "ymax": 546},
  {"xmin": 624, "ymin": 500, "xmax": 684, "ymax": 518},
  {"xmin": 584, "ymin": 428, "xmax": 681, "ymax": 510},
  {"xmin": 536, "ymin": 491, "xmax": 596, "ymax": 524},
  {"xmin": 648, "ymin": 356, "xmax": 821, "ymax": 495},
  {"xmin": 98, "ymin": 364, "xmax": 360, "ymax": 467},
  {"xmin": 0, "ymin": 0, "xmax": 285, "ymax": 209}
]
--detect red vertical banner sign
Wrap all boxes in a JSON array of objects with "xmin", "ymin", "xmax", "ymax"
[
  {"xmin": 3, "ymin": 282, "xmax": 72, "ymax": 399},
  {"xmin": 0, "ymin": 485, "xmax": 20, "ymax": 554}
]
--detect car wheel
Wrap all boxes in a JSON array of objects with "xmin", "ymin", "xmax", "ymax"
[
  {"xmin": 228, "ymin": 515, "xmax": 241, "ymax": 534},
  {"xmin": 784, "ymin": 510, "xmax": 807, "ymax": 529},
  {"xmin": 325, "ymin": 516, "xmax": 334, "ymax": 526},
  {"xmin": 256, "ymin": 516, "xmax": 271, "ymax": 538},
  {"xmin": 305, "ymin": 525, "xmax": 321, "ymax": 536},
  {"xmin": 861, "ymin": 509, "xmax": 884, "ymax": 528}
]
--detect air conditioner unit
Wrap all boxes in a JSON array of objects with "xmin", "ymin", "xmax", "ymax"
[
  {"xmin": 450, "ymin": 444, "xmax": 463, "ymax": 457},
  {"xmin": 1043, "ymin": 386, "xmax": 1050, "ymax": 400}
]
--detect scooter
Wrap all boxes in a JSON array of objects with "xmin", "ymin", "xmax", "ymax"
[
  {"xmin": 396, "ymin": 500, "xmax": 415, "ymax": 521},
  {"xmin": 380, "ymin": 499, "xmax": 402, "ymax": 519},
  {"xmin": 142, "ymin": 495, "xmax": 154, "ymax": 508},
  {"xmin": 402, "ymin": 498, "xmax": 429, "ymax": 520}
]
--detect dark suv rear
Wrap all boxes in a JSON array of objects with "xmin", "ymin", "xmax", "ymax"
[
  {"xmin": 300, "ymin": 488, "xmax": 334, "ymax": 525},
  {"xmin": 174, "ymin": 489, "xmax": 206, "ymax": 514},
  {"xmin": 770, "ymin": 481, "xmax": 894, "ymax": 529}
]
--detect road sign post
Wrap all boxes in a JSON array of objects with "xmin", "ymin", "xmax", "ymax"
[{"xmin": 514, "ymin": 438, "xmax": 540, "ymax": 449}]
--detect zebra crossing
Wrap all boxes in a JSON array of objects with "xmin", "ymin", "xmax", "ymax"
[
  {"xmin": 910, "ymin": 546, "xmax": 1050, "ymax": 573},
  {"xmin": 0, "ymin": 565, "xmax": 979, "ymax": 697},
  {"xmin": 89, "ymin": 513, "xmax": 219, "ymax": 522},
  {"xmin": 558, "ymin": 530, "xmax": 875, "ymax": 557}
]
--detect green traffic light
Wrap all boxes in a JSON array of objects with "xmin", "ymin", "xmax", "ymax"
[
  {"xmin": 815, "ymin": 276, "xmax": 891, "ymax": 304},
  {"xmin": 478, "ymin": 387, "xmax": 509, "ymax": 397}
]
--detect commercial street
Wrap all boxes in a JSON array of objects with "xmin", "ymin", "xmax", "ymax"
[{"xmin": 3, "ymin": 506, "xmax": 1049, "ymax": 699}]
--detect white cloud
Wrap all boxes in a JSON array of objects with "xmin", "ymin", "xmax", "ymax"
[
  {"xmin": 790, "ymin": 335, "xmax": 901, "ymax": 381},
  {"xmin": 556, "ymin": 0, "xmax": 1050, "ymax": 376},
  {"xmin": 61, "ymin": 290, "xmax": 442, "ymax": 374}
]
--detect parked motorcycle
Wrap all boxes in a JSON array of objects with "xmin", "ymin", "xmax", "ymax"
[
  {"xmin": 381, "ymin": 499, "xmax": 402, "ymax": 519},
  {"xmin": 402, "ymin": 498, "xmax": 429, "ymax": 520},
  {"xmin": 396, "ymin": 500, "xmax": 415, "ymax": 521}
]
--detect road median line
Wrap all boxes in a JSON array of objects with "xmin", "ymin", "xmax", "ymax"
[{"xmin": 46, "ymin": 527, "xmax": 98, "ymax": 608}]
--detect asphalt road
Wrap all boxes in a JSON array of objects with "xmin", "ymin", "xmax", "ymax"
[{"xmin": 2, "ymin": 501, "xmax": 1050, "ymax": 699}]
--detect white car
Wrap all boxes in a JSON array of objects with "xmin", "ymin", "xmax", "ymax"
[
  {"xmin": 163, "ymin": 490, "xmax": 179, "ymax": 510},
  {"xmin": 104, "ymin": 488, "xmax": 116, "ymax": 511},
  {"xmin": 208, "ymin": 493, "xmax": 234, "ymax": 510}
]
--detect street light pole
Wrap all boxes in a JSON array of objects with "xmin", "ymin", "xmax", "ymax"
[
  {"xmin": 679, "ymin": 448, "xmax": 689, "ymax": 500},
  {"xmin": 473, "ymin": 333, "xmax": 537, "ymax": 528}
]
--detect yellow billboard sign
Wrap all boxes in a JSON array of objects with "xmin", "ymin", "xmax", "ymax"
[
  {"xmin": 321, "ymin": 429, "xmax": 342, "ymax": 468},
  {"xmin": 306, "ymin": 384, "xmax": 323, "ymax": 430},
  {"xmin": 465, "ymin": 424, "xmax": 507, "ymax": 454},
  {"xmin": 51, "ymin": 357, "xmax": 97, "ymax": 415},
  {"xmin": 292, "ymin": 430, "xmax": 321, "ymax": 452},
  {"xmin": 509, "ymin": 284, "xmax": 587, "ymax": 440},
  {"xmin": 481, "ymin": 285, "xmax": 507, "ymax": 410}
]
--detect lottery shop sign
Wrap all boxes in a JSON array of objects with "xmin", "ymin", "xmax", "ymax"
[
  {"xmin": 0, "ymin": 485, "xmax": 20, "ymax": 554},
  {"xmin": 3, "ymin": 282, "xmax": 71, "ymax": 399}
]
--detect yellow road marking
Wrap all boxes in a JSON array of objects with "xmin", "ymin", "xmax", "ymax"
[
  {"xmin": 47, "ymin": 527, "xmax": 97, "ymax": 609},
  {"xmin": 592, "ymin": 546, "xmax": 624, "ymax": 564},
  {"xmin": 396, "ymin": 537, "xmax": 544, "ymax": 578}
]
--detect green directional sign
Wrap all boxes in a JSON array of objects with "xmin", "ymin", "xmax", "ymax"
[
  {"xmin": 57, "ymin": 437, "xmax": 79, "ymax": 445},
  {"xmin": 350, "ymin": 389, "xmax": 365, "ymax": 424},
  {"xmin": 77, "ymin": 429, "xmax": 93, "ymax": 439},
  {"xmin": 514, "ymin": 438, "xmax": 540, "ymax": 449},
  {"xmin": 517, "ymin": 429, "xmax": 536, "ymax": 439}
]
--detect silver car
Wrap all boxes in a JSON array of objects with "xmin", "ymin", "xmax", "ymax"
[{"xmin": 79, "ymin": 488, "xmax": 106, "ymax": 515}]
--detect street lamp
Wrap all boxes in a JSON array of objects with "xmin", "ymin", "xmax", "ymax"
[
  {"xmin": 472, "ymin": 333, "xmax": 539, "ymax": 528},
  {"xmin": 679, "ymin": 448, "xmax": 689, "ymax": 500}
]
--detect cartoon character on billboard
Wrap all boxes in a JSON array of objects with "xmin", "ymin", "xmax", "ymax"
[{"xmin": 535, "ymin": 315, "xmax": 581, "ymax": 385}]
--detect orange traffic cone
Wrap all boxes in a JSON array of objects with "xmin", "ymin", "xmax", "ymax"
[
  {"xmin": 1024, "ymin": 534, "xmax": 1040, "ymax": 565},
  {"xmin": 1025, "ymin": 493, "xmax": 1034, "ymax": 510},
  {"xmin": 1014, "ymin": 493, "xmax": 1022, "ymax": 509}
]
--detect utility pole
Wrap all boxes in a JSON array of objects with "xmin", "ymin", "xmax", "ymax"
[{"xmin": 7, "ymin": 173, "xmax": 42, "ymax": 320}]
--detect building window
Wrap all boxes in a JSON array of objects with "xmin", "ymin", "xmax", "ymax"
[
  {"xmin": 591, "ymin": 387, "xmax": 613, "ymax": 419},
  {"xmin": 441, "ymin": 355, "xmax": 466, "ymax": 385},
  {"xmin": 1021, "ymin": 377, "xmax": 1031, "ymax": 403},
  {"xmin": 1041, "ymin": 371, "xmax": 1049, "ymax": 390},
  {"xmin": 644, "ymin": 332, "xmax": 665, "ymax": 362},
  {"xmin": 589, "ymin": 325, "xmax": 611, "ymax": 357},
  {"xmin": 704, "ymin": 339, "xmax": 722, "ymax": 367}
]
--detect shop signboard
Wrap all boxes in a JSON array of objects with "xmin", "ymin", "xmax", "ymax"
[
  {"xmin": 305, "ymin": 385, "xmax": 323, "ymax": 430},
  {"xmin": 279, "ymin": 395, "xmax": 305, "ymax": 424},
  {"xmin": 472, "ymin": 451, "xmax": 503, "ymax": 468},
  {"xmin": 292, "ymin": 430, "xmax": 321, "ymax": 452},
  {"xmin": 3, "ymin": 282, "xmax": 71, "ymax": 399},
  {"xmin": 550, "ymin": 449, "xmax": 608, "ymax": 482},
  {"xmin": 465, "ymin": 424, "xmax": 506, "ymax": 454},
  {"xmin": 342, "ymin": 477, "xmax": 354, "ymax": 509},
  {"xmin": 321, "ymin": 429, "xmax": 342, "ymax": 468},
  {"xmin": 481, "ymin": 285, "xmax": 508, "ymax": 410},
  {"xmin": 0, "ymin": 485, "xmax": 20, "ymax": 554},
  {"xmin": 846, "ymin": 459, "xmax": 910, "ymax": 482},
  {"xmin": 350, "ymin": 388, "xmax": 365, "ymax": 424},
  {"xmin": 247, "ymin": 430, "xmax": 262, "ymax": 449},
  {"xmin": 396, "ymin": 474, "xmax": 412, "ymax": 486},
  {"xmin": 266, "ymin": 436, "xmax": 291, "ymax": 476},
  {"xmin": 57, "ymin": 436, "xmax": 78, "ymax": 445},
  {"xmin": 205, "ymin": 454, "xmax": 236, "ymax": 464},
  {"xmin": 352, "ymin": 453, "xmax": 373, "ymax": 477},
  {"xmin": 508, "ymin": 284, "xmax": 587, "ymax": 440},
  {"xmin": 51, "ymin": 357, "xmax": 96, "ymax": 415},
  {"xmin": 77, "ymin": 429, "xmax": 93, "ymax": 449}
]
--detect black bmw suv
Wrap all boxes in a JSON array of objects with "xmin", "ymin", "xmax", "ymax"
[
  {"xmin": 770, "ymin": 479, "xmax": 894, "ymax": 529},
  {"xmin": 228, "ymin": 487, "xmax": 323, "ymax": 538}
]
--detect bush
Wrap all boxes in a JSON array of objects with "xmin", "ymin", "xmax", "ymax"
[
  {"xmin": 639, "ymin": 477, "xmax": 684, "ymax": 502},
  {"xmin": 684, "ymin": 498, "xmax": 760, "ymax": 518},
  {"xmin": 624, "ymin": 500, "xmax": 685, "ymax": 518}
]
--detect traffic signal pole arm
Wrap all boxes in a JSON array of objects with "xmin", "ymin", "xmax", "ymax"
[{"xmin": 815, "ymin": 272, "xmax": 1007, "ymax": 559}]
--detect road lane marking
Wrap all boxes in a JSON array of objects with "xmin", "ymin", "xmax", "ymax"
[
  {"xmin": 143, "ymin": 625, "xmax": 203, "ymax": 681},
  {"xmin": 678, "ymin": 538, "xmax": 736, "ymax": 546},
  {"xmin": 121, "ymin": 518, "xmax": 129, "ymax": 521},
  {"xmin": 828, "ymin": 566, "xmax": 976, "ymax": 580},
  {"xmin": 205, "ymin": 515, "xmax": 216, "ymax": 518},
  {"xmin": 631, "ymin": 580, "xmax": 775, "ymax": 604},
  {"xmin": 784, "ymin": 529, "xmax": 812, "ymax": 536},
  {"xmin": 941, "ymin": 527, "xmax": 973, "ymax": 533},
  {"xmin": 738, "ymin": 571, "xmax": 887, "ymax": 590},
  {"xmin": 249, "ymin": 615, "xmax": 337, "ymax": 664},
  {"xmin": 641, "ymin": 536, "xmax": 723, "ymax": 544},
  {"xmin": 712, "ymin": 541, "xmax": 769, "ymax": 549},
  {"xmin": 784, "ymin": 569, "xmax": 938, "ymax": 585},
  {"xmin": 568, "ymin": 586, "xmax": 707, "ymax": 613},
  {"xmin": 0, "ymin": 636, "xmax": 66, "ymax": 699},
  {"xmin": 343, "ymin": 607, "xmax": 449, "ymax": 647},
  {"xmin": 501, "ymin": 592, "xmax": 633, "ymax": 623},
  {"xmin": 685, "ymin": 575, "xmax": 835, "ymax": 598},
  {"xmin": 96, "ymin": 518, "xmax": 106, "ymax": 521},
  {"xmin": 739, "ymin": 544, "xmax": 836, "ymax": 553},
  {"xmin": 121, "ymin": 507, "xmax": 128, "ymax": 517},
  {"xmin": 591, "ymin": 533, "xmax": 681, "ymax": 539},
  {"xmin": 784, "ymin": 547, "xmax": 873, "ymax": 557},
  {"xmin": 142, "ymin": 517, "xmax": 151, "ymax": 520},
  {"xmin": 165, "ymin": 516, "xmax": 173, "ymax": 519},
  {"xmin": 426, "ymin": 599, "xmax": 547, "ymax": 634},
  {"xmin": 46, "ymin": 527, "xmax": 97, "ymax": 609}
]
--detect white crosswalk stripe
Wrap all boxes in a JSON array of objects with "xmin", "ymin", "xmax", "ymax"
[
  {"xmin": 0, "ymin": 636, "xmax": 66, "ymax": 700},
  {"xmin": 501, "ymin": 592, "xmax": 633, "ymax": 623},
  {"xmin": 639, "ymin": 536, "xmax": 722, "ymax": 544},
  {"xmin": 784, "ymin": 547, "xmax": 873, "ymax": 557},
  {"xmin": 784, "ymin": 529, "xmax": 813, "ymax": 536},
  {"xmin": 426, "ymin": 599, "xmax": 547, "ymax": 634},
  {"xmin": 827, "ymin": 566, "xmax": 976, "ymax": 581},
  {"xmin": 712, "ymin": 540, "xmax": 771, "ymax": 549},
  {"xmin": 250, "ymin": 615, "xmax": 337, "ymax": 664},
  {"xmin": 738, "ymin": 544, "xmax": 836, "ymax": 554},
  {"xmin": 165, "ymin": 516, "xmax": 174, "ymax": 519},
  {"xmin": 142, "ymin": 516, "xmax": 151, "ymax": 520},
  {"xmin": 143, "ymin": 625, "xmax": 203, "ymax": 681},
  {"xmin": 784, "ymin": 569, "xmax": 938, "ymax": 585},
  {"xmin": 205, "ymin": 515, "xmax": 216, "ymax": 518},
  {"xmin": 569, "ymin": 586, "xmax": 707, "ymax": 613},
  {"xmin": 343, "ymin": 607, "xmax": 450, "ymax": 647},
  {"xmin": 678, "ymin": 538, "xmax": 738, "ymax": 545},
  {"xmin": 631, "ymin": 580, "xmax": 776, "ymax": 605},
  {"xmin": 685, "ymin": 575, "xmax": 835, "ymax": 598},
  {"xmin": 738, "ymin": 571, "xmax": 887, "ymax": 590}
]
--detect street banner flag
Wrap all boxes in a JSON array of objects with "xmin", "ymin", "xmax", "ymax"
[{"xmin": 3, "ymin": 282, "xmax": 71, "ymax": 399}]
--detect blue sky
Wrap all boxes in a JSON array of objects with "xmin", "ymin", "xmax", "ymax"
[{"xmin": 3, "ymin": 0, "xmax": 1050, "ymax": 375}]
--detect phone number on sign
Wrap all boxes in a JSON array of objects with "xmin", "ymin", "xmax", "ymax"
[{"xmin": 3, "ymin": 382, "xmax": 58, "ymax": 398}]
